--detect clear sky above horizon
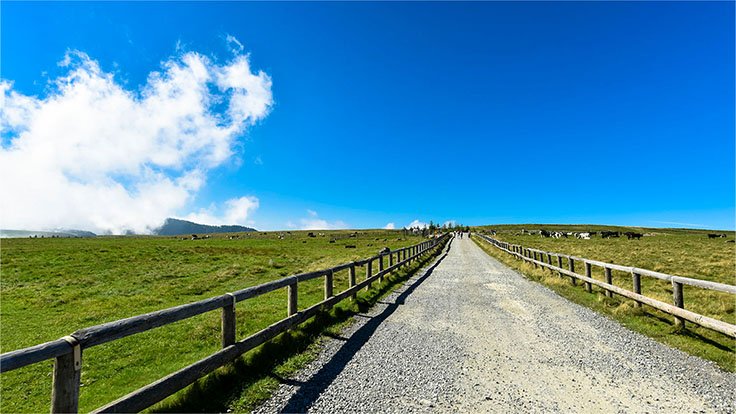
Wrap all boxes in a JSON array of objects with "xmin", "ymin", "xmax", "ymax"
[{"xmin": 2, "ymin": 1, "xmax": 734, "ymax": 233}]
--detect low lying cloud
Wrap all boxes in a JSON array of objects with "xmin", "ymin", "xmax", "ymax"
[
  {"xmin": 289, "ymin": 210, "xmax": 347, "ymax": 230},
  {"xmin": 0, "ymin": 41, "xmax": 272, "ymax": 234},
  {"xmin": 406, "ymin": 219, "xmax": 428, "ymax": 229},
  {"xmin": 183, "ymin": 196, "xmax": 259, "ymax": 227},
  {"xmin": 384, "ymin": 222, "xmax": 395, "ymax": 230}
]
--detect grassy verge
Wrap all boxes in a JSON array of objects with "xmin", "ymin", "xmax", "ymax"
[
  {"xmin": 471, "ymin": 234, "xmax": 735, "ymax": 372},
  {"xmin": 151, "ymin": 239, "xmax": 448, "ymax": 413},
  {"xmin": 0, "ymin": 230, "xmax": 427, "ymax": 413}
]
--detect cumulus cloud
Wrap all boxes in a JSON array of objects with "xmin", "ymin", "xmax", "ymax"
[
  {"xmin": 0, "ymin": 42, "xmax": 272, "ymax": 234},
  {"xmin": 406, "ymin": 219, "xmax": 428, "ymax": 229},
  {"xmin": 384, "ymin": 222, "xmax": 395, "ymax": 230},
  {"xmin": 183, "ymin": 196, "xmax": 259, "ymax": 226},
  {"xmin": 293, "ymin": 210, "xmax": 347, "ymax": 230},
  {"xmin": 443, "ymin": 220, "xmax": 457, "ymax": 228}
]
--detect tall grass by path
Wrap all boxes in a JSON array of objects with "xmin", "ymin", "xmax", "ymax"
[
  {"xmin": 0, "ymin": 230, "xmax": 425, "ymax": 413},
  {"xmin": 470, "ymin": 227, "xmax": 735, "ymax": 371}
]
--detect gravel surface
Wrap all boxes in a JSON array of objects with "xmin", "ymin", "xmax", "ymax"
[{"xmin": 253, "ymin": 237, "xmax": 735, "ymax": 413}]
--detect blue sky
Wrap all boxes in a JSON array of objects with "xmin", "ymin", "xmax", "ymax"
[{"xmin": 1, "ymin": 1, "xmax": 734, "ymax": 232}]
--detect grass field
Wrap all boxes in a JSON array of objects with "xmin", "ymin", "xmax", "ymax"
[
  {"xmin": 471, "ymin": 224, "xmax": 735, "ymax": 371},
  {"xmin": 0, "ymin": 230, "xmax": 427, "ymax": 413}
]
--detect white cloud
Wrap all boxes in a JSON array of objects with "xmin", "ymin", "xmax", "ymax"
[
  {"xmin": 0, "ymin": 42, "xmax": 272, "ymax": 234},
  {"xmin": 443, "ymin": 220, "xmax": 457, "ymax": 228},
  {"xmin": 183, "ymin": 196, "xmax": 259, "ymax": 226},
  {"xmin": 294, "ymin": 210, "xmax": 347, "ymax": 230},
  {"xmin": 406, "ymin": 219, "xmax": 428, "ymax": 229},
  {"xmin": 384, "ymin": 222, "xmax": 395, "ymax": 230}
]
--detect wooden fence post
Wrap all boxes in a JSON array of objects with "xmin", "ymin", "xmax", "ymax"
[
  {"xmin": 287, "ymin": 282, "xmax": 298, "ymax": 316},
  {"xmin": 532, "ymin": 251, "xmax": 538, "ymax": 268},
  {"xmin": 379, "ymin": 255, "xmax": 385, "ymax": 283},
  {"xmin": 221, "ymin": 294, "xmax": 236, "ymax": 348},
  {"xmin": 51, "ymin": 338, "xmax": 81, "ymax": 414},
  {"xmin": 389, "ymin": 251, "xmax": 394, "ymax": 267},
  {"xmin": 557, "ymin": 255, "xmax": 563, "ymax": 277},
  {"xmin": 547, "ymin": 253, "xmax": 552, "ymax": 270},
  {"xmin": 672, "ymin": 280, "xmax": 685, "ymax": 329},
  {"xmin": 349, "ymin": 264, "xmax": 357, "ymax": 301},
  {"xmin": 584, "ymin": 262, "xmax": 592, "ymax": 293},
  {"xmin": 632, "ymin": 272, "xmax": 641, "ymax": 307},
  {"xmin": 604, "ymin": 267, "xmax": 613, "ymax": 298},
  {"xmin": 366, "ymin": 260, "xmax": 372, "ymax": 291},
  {"xmin": 324, "ymin": 270, "xmax": 334, "ymax": 300},
  {"xmin": 568, "ymin": 258, "xmax": 577, "ymax": 285}
]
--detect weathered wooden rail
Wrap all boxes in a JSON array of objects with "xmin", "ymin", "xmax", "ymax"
[
  {"xmin": 0, "ymin": 234, "xmax": 451, "ymax": 413},
  {"xmin": 475, "ymin": 234, "xmax": 736, "ymax": 338}
]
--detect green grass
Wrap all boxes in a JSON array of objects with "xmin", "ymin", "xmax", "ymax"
[
  {"xmin": 471, "ymin": 225, "xmax": 735, "ymax": 371},
  {"xmin": 0, "ymin": 230, "xmax": 427, "ymax": 413}
]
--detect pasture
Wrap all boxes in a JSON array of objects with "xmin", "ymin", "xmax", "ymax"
[
  {"xmin": 472, "ymin": 225, "xmax": 735, "ymax": 370},
  {"xmin": 0, "ymin": 230, "xmax": 426, "ymax": 413}
]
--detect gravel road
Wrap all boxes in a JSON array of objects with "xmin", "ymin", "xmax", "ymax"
[{"xmin": 253, "ymin": 236, "xmax": 735, "ymax": 413}]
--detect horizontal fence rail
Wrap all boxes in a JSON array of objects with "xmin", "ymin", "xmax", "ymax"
[
  {"xmin": 1, "ymin": 234, "xmax": 451, "ymax": 413},
  {"xmin": 475, "ymin": 234, "xmax": 736, "ymax": 338}
]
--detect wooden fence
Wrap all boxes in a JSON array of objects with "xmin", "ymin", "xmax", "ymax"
[
  {"xmin": 475, "ymin": 234, "xmax": 736, "ymax": 338},
  {"xmin": 0, "ymin": 234, "xmax": 451, "ymax": 413}
]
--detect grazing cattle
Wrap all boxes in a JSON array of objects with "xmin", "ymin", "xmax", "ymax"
[
  {"xmin": 551, "ymin": 231, "xmax": 563, "ymax": 239},
  {"xmin": 624, "ymin": 232, "xmax": 643, "ymax": 240},
  {"xmin": 540, "ymin": 230, "xmax": 551, "ymax": 238},
  {"xmin": 379, "ymin": 247, "xmax": 390, "ymax": 255},
  {"xmin": 191, "ymin": 234, "xmax": 198, "ymax": 240},
  {"xmin": 307, "ymin": 232, "xmax": 316, "ymax": 238},
  {"xmin": 708, "ymin": 233, "xmax": 727, "ymax": 239},
  {"xmin": 345, "ymin": 245, "xmax": 357, "ymax": 248},
  {"xmin": 601, "ymin": 231, "xmax": 620, "ymax": 239},
  {"xmin": 576, "ymin": 232, "xmax": 591, "ymax": 240}
]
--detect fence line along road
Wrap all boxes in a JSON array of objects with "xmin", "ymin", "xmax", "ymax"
[
  {"xmin": 475, "ymin": 234, "xmax": 736, "ymax": 338},
  {"xmin": 0, "ymin": 234, "xmax": 451, "ymax": 413}
]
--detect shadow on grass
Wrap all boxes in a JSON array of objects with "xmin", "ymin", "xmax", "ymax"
[{"xmin": 150, "ymin": 239, "xmax": 451, "ymax": 413}]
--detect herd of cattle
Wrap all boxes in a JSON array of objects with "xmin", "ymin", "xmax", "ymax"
[
  {"xmin": 513, "ymin": 229, "xmax": 646, "ymax": 240},
  {"xmin": 485, "ymin": 229, "xmax": 731, "ymax": 240}
]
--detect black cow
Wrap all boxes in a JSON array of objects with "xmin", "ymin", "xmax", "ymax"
[
  {"xmin": 601, "ymin": 231, "xmax": 620, "ymax": 239},
  {"xmin": 708, "ymin": 233, "xmax": 727, "ymax": 239},
  {"xmin": 624, "ymin": 232, "xmax": 643, "ymax": 240},
  {"xmin": 540, "ymin": 230, "xmax": 551, "ymax": 238}
]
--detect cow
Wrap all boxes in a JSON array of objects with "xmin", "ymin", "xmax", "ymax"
[
  {"xmin": 576, "ymin": 232, "xmax": 591, "ymax": 240},
  {"xmin": 601, "ymin": 231, "xmax": 620, "ymax": 239},
  {"xmin": 307, "ymin": 232, "xmax": 316, "ymax": 238},
  {"xmin": 379, "ymin": 247, "xmax": 390, "ymax": 255},
  {"xmin": 624, "ymin": 232, "xmax": 643, "ymax": 240},
  {"xmin": 540, "ymin": 230, "xmax": 551, "ymax": 238},
  {"xmin": 708, "ymin": 233, "xmax": 727, "ymax": 239}
]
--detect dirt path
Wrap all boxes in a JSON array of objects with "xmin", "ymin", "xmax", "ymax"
[{"xmin": 253, "ymin": 237, "xmax": 735, "ymax": 413}]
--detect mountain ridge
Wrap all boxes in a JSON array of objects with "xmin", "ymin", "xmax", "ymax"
[{"xmin": 153, "ymin": 218, "xmax": 257, "ymax": 236}]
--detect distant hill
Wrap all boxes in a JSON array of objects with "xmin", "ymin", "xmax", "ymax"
[
  {"xmin": 0, "ymin": 229, "xmax": 97, "ymax": 238},
  {"xmin": 154, "ymin": 218, "xmax": 257, "ymax": 236}
]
